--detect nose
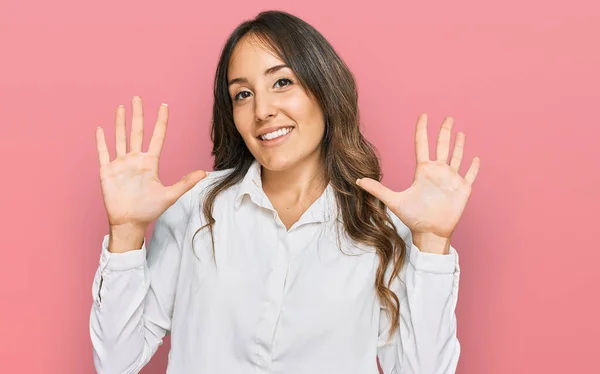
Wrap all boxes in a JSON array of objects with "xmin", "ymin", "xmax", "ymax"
[{"xmin": 254, "ymin": 91, "xmax": 277, "ymax": 122}]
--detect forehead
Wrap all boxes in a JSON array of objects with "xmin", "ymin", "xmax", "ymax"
[{"xmin": 227, "ymin": 35, "xmax": 285, "ymax": 78}]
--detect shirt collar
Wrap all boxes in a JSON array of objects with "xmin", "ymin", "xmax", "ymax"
[
  {"xmin": 234, "ymin": 159, "xmax": 336, "ymax": 225},
  {"xmin": 234, "ymin": 159, "xmax": 263, "ymax": 210}
]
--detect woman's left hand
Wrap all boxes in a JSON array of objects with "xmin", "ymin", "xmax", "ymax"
[{"xmin": 356, "ymin": 114, "xmax": 480, "ymax": 251}]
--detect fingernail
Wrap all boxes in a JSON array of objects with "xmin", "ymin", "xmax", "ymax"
[
  {"xmin": 355, "ymin": 178, "xmax": 361, "ymax": 185},
  {"xmin": 161, "ymin": 103, "xmax": 168, "ymax": 107}
]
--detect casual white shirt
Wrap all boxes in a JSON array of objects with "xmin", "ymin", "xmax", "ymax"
[{"xmin": 89, "ymin": 159, "xmax": 461, "ymax": 374}]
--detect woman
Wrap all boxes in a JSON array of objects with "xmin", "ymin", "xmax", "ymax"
[{"xmin": 91, "ymin": 10, "xmax": 479, "ymax": 374}]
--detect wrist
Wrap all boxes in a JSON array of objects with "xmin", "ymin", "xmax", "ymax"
[
  {"xmin": 109, "ymin": 223, "xmax": 147, "ymax": 253},
  {"xmin": 412, "ymin": 232, "xmax": 450, "ymax": 255}
]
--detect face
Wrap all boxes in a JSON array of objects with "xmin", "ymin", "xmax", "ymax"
[{"xmin": 227, "ymin": 35, "xmax": 325, "ymax": 173}]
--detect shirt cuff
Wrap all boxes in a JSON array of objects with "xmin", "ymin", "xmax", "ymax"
[
  {"xmin": 99, "ymin": 234, "xmax": 147, "ymax": 271},
  {"xmin": 409, "ymin": 242, "xmax": 458, "ymax": 274}
]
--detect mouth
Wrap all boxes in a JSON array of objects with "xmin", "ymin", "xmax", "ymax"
[{"xmin": 257, "ymin": 126, "xmax": 294, "ymax": 147}]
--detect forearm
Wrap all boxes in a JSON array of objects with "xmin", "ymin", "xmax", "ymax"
[
  {"xmin": 90, "ymin": 234, "xmax": 163, "ymax": 373},
  {"xmin": 398, "ymin": 246, "xmax": 460, "ymax": 373}
]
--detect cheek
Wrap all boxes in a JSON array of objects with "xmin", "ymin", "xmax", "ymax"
[
  {"xmin": 304, "ymin": 104, "xmax": 326, "ymax": 138},
  {"xmin": 233, "ymin": 108, "xmax": 254, "ymax": 139},
  {"xmin": 286, "ymin": 94, "xmax": 313, "ymax": 116},
  {"xmin": 285, "ymin": 94, "xmax": 324, "ymax": 131}
]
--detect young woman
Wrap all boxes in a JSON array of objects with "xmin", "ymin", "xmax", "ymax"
[{"xmin": 91, "ymin": 10, "xmax": 480, "ymax": 374}]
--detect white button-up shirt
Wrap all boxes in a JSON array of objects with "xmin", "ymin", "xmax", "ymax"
[{"xmin": 90, "ymin": 160, "xmax": 461, "ymax": 374}]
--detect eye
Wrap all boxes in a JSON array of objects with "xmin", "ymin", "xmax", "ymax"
[
  {"xmin": 234, "ymin": 90, "xmax": 252, "ymax": 101},
  {"xmin": 232, "ymin": 78, "xmax": 293, "ymax": 102},
  {"xmin": 274, "ymin": 78, "xmax": 293, "ymax": 88}
]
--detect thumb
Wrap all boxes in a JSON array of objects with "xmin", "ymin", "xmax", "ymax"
[
  {"xmin": 166, "ymin": 170, "xmax": 210, "ymax": 203},
  {"xmin": 355, "ymin": 177, "xmax": 396, "ymax": 208}
]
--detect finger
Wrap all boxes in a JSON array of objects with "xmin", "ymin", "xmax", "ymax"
[
  {"xmin": 129, "ymin": 96, "xmax": 144, "ymax": 153},
  {"xmin": 436, "ymin": 116, "xmax": 454, "ymax": 163},
  {"xmin": 449, "ymin": 132, "xmax": 465, "ymax": 172},
  {"xmin": 148, "ymin": 103, "xmax": 168, "ymax": 156},
  {"xmin": 355, "ymin": 177, "xmax": 396, "ymax": 208},
  {"xmin": 115, "ymin": 104, "xmax": 127, "ymax": 157},
  {"xmin": 464, "ymin": 157, "xmax": 481, "ymax": 186},
  {"xmin": 415, "ymin": 113, "xmax": 430, "ymax": 164},
  {"xmin": 95, "ymin": 126, "xmax": 110, "ymax": 167},
  {"xmin": 166, "ymin": 170, "xmax": 210, "ymax": 203}
]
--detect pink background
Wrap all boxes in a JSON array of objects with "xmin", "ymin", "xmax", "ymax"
[{"xmin": 1, "ymin": 0, "xmax": 598, "ymax": 373}]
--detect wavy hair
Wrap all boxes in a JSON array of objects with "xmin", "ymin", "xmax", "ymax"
[{"xmin": 192, "ymin": 10, "xmax": 406, "ymax": 341}]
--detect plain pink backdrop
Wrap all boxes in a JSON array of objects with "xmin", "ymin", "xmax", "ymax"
[{"xmin": 1, "ymin": 0, "xmax": 598, "ymax": 373}]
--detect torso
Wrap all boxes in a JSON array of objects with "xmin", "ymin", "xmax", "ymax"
[{"xmin": 166, "ymin": 168, "xmax": 384, "ymax": 373}]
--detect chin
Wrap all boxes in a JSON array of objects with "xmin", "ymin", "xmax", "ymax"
[
  {"xmin": 256, "ymin": 155, "xmax": 296, "ymax": 172},
  {"xmin": 248, "ymin": 139, "xmax": 321, "ymax": 174}
]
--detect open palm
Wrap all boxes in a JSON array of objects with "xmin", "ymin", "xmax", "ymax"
[
  {"xmin": 95, "ymin": 96, "xmax": 208, "ymax": 229},
  {"xmin": 357, "ymin": 114, "xmax": 480, "ymax": 239}
]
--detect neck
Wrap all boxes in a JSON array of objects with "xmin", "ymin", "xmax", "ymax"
[{"xmin": 261, "ymin": 152, "xmax": 327, "ymax": 204}]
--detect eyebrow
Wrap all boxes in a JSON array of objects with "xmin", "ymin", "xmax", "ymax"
[{"xmin": 228, "ymin": 64, "xmax": 290, "ymax": 86}]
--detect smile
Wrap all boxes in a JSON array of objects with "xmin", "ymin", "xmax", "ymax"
[
  {"xmin": 259, "ymin": 127, "xmax": 294, "ymax": 141},
  {"xmin": 258, "ymin": 126, "xmax": 294, "ymax": 147}
]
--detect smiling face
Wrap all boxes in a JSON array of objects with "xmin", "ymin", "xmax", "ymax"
[{"xmin": 227, "ymin": 34, "xmax": 326, "ymax": 173}]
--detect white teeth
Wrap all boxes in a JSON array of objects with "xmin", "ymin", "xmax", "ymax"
[{"xmin": 260, "ymin": 127, "xmax": 292, "ymax": 141}]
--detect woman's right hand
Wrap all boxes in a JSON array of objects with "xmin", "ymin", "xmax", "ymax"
[{"xmin": 95, "ymin": 96, "xmax": 209, "ymax": 233}]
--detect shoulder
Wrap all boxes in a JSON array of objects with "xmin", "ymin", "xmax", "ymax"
[
  {"xmin": 183, "ymin": 167, "xmax": 239, "ymax": 215},
  {"xmin": 189, "ymin": 167, "xmax": 236, "ymax": 201},
  {"xmin": 382, "ymin": 207, "xmax": 416, "ymax": 277},
  {"xmin": 384, "ymin": 207, "xmax": 412, "ymax": 245},
  {"xmin": 160, "ymin": 167, "xmax": 236, "ymax": 227}
]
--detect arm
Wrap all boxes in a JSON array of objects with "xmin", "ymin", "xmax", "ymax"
[
  {"xmin": 377, "ymin": 212, "xmax": 461, "ymax": 374},
  {"xmin": 89, "ymin": 189, "xmax": 193, "ymax": 374}
]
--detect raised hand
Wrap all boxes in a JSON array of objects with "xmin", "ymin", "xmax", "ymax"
[
  {"xmin": 356, "ymin": 114, "xmax": 480, "ymax": 251},
  {"xmin": 95, "ymin": 96, "xmax": 208, "ymax": 235}
]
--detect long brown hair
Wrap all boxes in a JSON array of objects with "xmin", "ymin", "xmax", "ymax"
[{"xmin": 192, "ymin": 10, "xmax": 406, "ymax": 341}]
